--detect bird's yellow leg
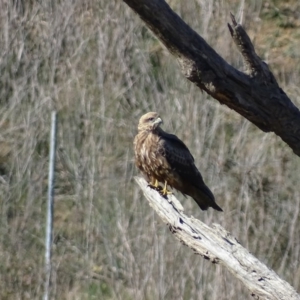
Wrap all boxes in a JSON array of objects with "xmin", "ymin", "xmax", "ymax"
[
  {"xmin": 148, "ymin": 178, "xmax": 158, "ymax": 187},
  {"xmin": 162, "ymin": 181, "xmax": 172, "ymax": 196},
  {"xmin": 148, "ymin": 179, "xmax": 163, "ymax": 191}
]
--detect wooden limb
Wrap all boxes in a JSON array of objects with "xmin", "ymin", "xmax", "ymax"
[
  {"xmin": 227, "ymin": 13, "xmax": 278, "ymax": 82},
  {"xmin": 135, "ymin": 176, "xmax": 300, "ymax": 300},
  {"xmin": 123, "ymin": 0, "xmax": 300, "ymax": 156}
]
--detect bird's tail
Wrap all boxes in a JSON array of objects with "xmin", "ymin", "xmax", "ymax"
[{"xmin": 191, "ymin": 184, "xmax": 223, "ymax": 212}]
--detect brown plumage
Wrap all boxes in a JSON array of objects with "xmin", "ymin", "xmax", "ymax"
[{"xmin": 133, "ymin": 112, "xmax": 222, "ymax": 211}]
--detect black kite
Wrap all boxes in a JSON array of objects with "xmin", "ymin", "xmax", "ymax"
[{"xmin": 134, "ymin": 112, "xmax": 222, "ymax": 211}]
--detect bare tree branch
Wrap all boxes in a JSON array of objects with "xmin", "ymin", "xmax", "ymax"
[
  {"xmin": 135, "ymin": 177, "xmax": 300, "ymax": 300},
  {"xmin": 123, "ymin": 0, "xmax": 300, "ymax": 156}
]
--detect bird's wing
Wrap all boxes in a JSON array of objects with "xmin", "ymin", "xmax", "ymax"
[{"xmin": 160, "ymin": 132, "xmax": 205, "ymax": 187}]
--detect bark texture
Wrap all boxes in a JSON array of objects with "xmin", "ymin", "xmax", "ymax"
[
  {"xmin": 135, "ymin": 177, "xmax": 300, "ymax": 300},
  {"xmin": 123, "ymin": 0, "xmax": 300, "ymax": 156}
]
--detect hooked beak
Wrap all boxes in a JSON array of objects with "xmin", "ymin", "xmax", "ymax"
[{"xmin": 153, "ymin": 117, "xmax": 163, "ymax": 127}]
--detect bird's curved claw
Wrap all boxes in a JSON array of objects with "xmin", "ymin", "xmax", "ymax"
[
  {"xmin": 148, "ymin": 179, "xmax": 163, "ymax": 192},
  {"xmin": 161, "ymin": 181, "xmax": 172, "ymax": 196}
]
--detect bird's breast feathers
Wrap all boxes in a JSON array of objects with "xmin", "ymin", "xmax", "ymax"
[{"xmin": 135, "ymin": 132, "xmax": 168, "ymax": 175}]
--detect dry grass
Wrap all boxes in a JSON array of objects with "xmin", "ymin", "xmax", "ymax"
[{"xmin": 0, "ymin": 0, "xmax": 299, "ymax": 299}]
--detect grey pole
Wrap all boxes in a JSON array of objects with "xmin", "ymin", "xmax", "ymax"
[{"xmin": 44, "ymin": 111, "xmax": 57, "ymax": 300}]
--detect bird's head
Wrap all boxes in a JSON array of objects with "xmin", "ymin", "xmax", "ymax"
[{"xmin": 137, "ymin": 112, "xmax": 163, "ymax": 132}]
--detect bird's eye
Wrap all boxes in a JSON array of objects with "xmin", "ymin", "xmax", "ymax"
[{"xmin": 148, "ymin": 117, "xmax": 154, "ymax": 121}]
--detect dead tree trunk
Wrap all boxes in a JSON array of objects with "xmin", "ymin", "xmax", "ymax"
[
  {"xmin": 123, "ymin": 0, "xmax": 300, "ymax": 298},
  {"xmin": 135, "ymin": 177, "xmax": 300, "ymax": 300},
  {"xmin": 123, "ymin": 0, "xmax": 300, "ymax": 156},
  {"xmin": 124, "ymin": 0, "xmax": 300, "ymax": 298}
]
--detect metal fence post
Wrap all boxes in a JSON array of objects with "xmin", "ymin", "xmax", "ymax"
[{"xmin": 44, "ymin": 111, "xmax": 57, "ymax": 300}]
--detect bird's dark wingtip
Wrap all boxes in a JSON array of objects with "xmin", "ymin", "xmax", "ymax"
[
  {"xmin": 215, "ymin": 207, "xmax": 223, "ymax": 212},
  {"xmin": 198, "ymin": 200, "xmax": 223, "ymax": 212},
  {"xmin": 213, "ymin": 204, "xmax": 223, "ymax": 212}
]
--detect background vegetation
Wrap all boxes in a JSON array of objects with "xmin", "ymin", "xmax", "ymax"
[{"xmin": 0, "ymin": 0, "xmax": 300, "ymax": 299}]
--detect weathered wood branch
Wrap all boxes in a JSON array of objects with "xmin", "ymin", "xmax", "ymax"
[
  {"xmin": 123, "ymin": 0, "xmax": 300, "ymax": 156},
  {"xmin": 135, "ymin": 177, "xmax": 300, "ymax": 300}
]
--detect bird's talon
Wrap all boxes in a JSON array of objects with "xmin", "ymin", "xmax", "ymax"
[
  {"xmin": 148, "ymin": 184, "xmax": 163, "ymax": 192},
  {"xmin": 148, "ymin": 179, "xmax": 163, "ymax": 192},
  {"xmin": 160, "ymin": 190, "xmax": 172, "ymax": 196},
  {"xmin": 161, "ymin": 181, "xmax": 172, "ymax": 196}
]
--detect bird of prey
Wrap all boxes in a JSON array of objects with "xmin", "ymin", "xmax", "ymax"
[{"xmin": 133, "ymin": 112, "xmax": 222, "ymax": 211}]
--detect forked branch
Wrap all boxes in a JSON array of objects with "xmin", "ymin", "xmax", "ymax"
[
  {"xmin": 135, "ymin": 177, "xmax": 300, "ymax": 300},
  {"xmin": 123, "ymin": 0, "xmax": 300, "ymax": 156}
]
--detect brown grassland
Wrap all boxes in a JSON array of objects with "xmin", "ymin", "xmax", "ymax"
[{"xmin": 0, "ymin": 0, "xmax": 300, "ymax": 299}]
